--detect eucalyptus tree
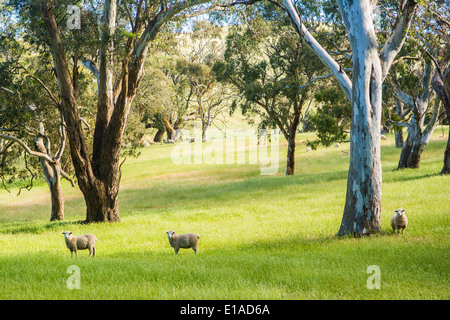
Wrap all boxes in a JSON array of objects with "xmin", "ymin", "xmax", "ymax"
[
  {"xmin": 391, "ymin": 59, "xmax": 444, "ymax": 169},
  {"xmin": 424, "ymin": 1, "xmax": 450, "ymax": 174},
  {"xmin": 8, "ymin": 0, "xmax": 215, "ymax": 222},
  {"xmin": 281, "ymin": 0, "xmax": 418, "ymax": 235},
  {"xmin": 214, "ymin": 9, "xmax": 326, "ymax": 175},
  {"xmin": 0, "ymin": 33, "xmax": 80, "ymax": 221}
]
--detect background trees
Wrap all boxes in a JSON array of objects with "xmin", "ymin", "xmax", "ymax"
[
  {"xmin": 4, "ymin": 0, "xmax": 213, "ymax": 222},
  {"xmin": 0, "ymin": 0, "xmax": 448, "ymax": 231},
  {"xmin": 214, "ymin": 6, "xmax": 326, "ymax": 175}
]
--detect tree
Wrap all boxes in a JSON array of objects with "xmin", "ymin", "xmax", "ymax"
[
  {"xmin": 282, "ymin": 0, "xmax": 418, "ymax": 235},
  {"xmin": 425, "ymin": 1, "xmax": 450, "ymax": 174},
  {"xmin": 0, "ymin": 33, "xmax": 77, "ymax": 221},
  {"xmin": 8, "ymin": 0, "xmax": 214, "ymax": 222},
  {"xmin": 392, "ymin": 59, "xmax": 444, "ymax": 169},
  {"xmin": 214, "ymin": 10, "xmax": 325, "ymax": 175},
  {"xmin": 176, "ymin": 21, "xmax": 230, "ymax": 142}
]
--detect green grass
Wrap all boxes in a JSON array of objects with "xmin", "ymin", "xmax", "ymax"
[{"xmin": 0, "ymin": 129, "xmax": 449, "ymax": 299}]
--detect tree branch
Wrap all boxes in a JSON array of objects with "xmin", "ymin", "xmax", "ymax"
[
  {"xmin": 0, "ymin": 134, "xmax": 55, "ymax": 164},
  {"xmin": 379, "ymin": 0, "xmax": 418, "ymax": 81},
  {"xmin": 282, "ymin": 0, "xmax": 352, "ymax": 102}
]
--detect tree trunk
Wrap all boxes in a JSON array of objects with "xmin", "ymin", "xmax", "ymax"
[
  {"xmin": 162, "ymin": 116, "xmax": 175, "ymax": 140},
  {"xmin": 284, "ymin": 0, "xmax": 416, "ymax": 236},
  {"xmin": 441, "ymin": 105, "xmax": 450, "ymax": 174},
  {"xmin": 286, "ymin": 136, "xmax": 296, "ymax": 175},
  {"xmin": 337, "ymin": 0, "xmax": 383, "ymax": 236},
  {"xmin": 398, "ymin": 98, "xmax": 441, "ymax": 169},
  {"xmin": 395, "ymin": 129, "xmax": 404, "ymax": 148},
  {"xmin": 35, "ymin": 138, "xmax": 64, "ymax": 221},
  {"xmin": 395, "ymin": 100, "xmax": 404, "ymax": 148},
  {"xmin": 48, "ymin": 162, "xmax": 64, "ymax": 221},
  {"xmin": 398, "ymin": 126, "xmax": 427, "ymax": 169},
  {"xmin": 442, "ymin": 124, "xmax": 450, "ymax": 174},
  {"xmin": 153, "ymin": 128, "xmax": 164, "ymax": 142},
  {"xmin": 83, "ymin": 180, "xmax": 119, "ymax": 222}
]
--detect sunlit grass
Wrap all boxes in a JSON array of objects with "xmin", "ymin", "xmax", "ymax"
[{"xmin": 0, "ymin": 129, "xmax": 449, "ymax": 299}]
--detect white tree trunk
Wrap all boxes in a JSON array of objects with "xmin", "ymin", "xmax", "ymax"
[
  {"xmin": 336, "ymin": 0, "xmax": 383, "ymax": 235},
  {"xmin": 283, "ymin": 0, "xmax": 416, "ymax": 235}
]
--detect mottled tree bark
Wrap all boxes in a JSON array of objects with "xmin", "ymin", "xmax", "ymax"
[{"xmin": 284, "ymin": 0, "xmax": 417, "ymax": 235}]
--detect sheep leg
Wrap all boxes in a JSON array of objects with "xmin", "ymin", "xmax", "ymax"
[
  {"xmin": 174, "ymin": 246, "xmax": 179, "ymax": 255},
  {"xmin": 193, "ymin": 246, "xmax": 198, "ymax": 254},
  {"xmin": 70, "ymin": 250, "xmax": 73, "ymax": 258},
  {"xmin": 74, "ymin": 249, "xmax": 78, "ymax": 258},
  {"xmin": 92, "ymin": 246, "xmax": 96, "ymax": 258}
]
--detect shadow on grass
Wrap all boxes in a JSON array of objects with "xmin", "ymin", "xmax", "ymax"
[
  {"xmin": 0, "ymin": 219, "xmax": 87, "ymax": 235},
  {"xmin": 118, "ymin": 168, "xmax": 349, "ymax": 213},
  {"xmin": 383, "ymin": 168, "xmax": 441, "ymax": 183}
]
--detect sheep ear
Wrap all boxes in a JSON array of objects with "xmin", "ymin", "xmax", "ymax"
[{"xmin": 401, "ymin": 209, "xmax": 405, "ymax": 213}]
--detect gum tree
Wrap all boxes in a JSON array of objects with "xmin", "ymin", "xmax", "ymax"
[
  {"xmin": 9, "ymin": 0, "xmax": 213, "ymax": 222},
  {"xmin": 282, "ymin": 0, "xmax": 418, "ymax": 235}
]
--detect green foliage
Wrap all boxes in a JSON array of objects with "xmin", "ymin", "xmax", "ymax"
[
  {"xmin": 214, "ymin": 16, "xmax": 325, "ymax": 137},
  {"xmin": 307, "ymin": 84, "xmax": 350, "ymax": 149}
]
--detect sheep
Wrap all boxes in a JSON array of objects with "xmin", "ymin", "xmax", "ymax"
[
  {"xmin": 334, "ymin": 143, "xmax": 340, "ymax": 148},
  {"xmin": 306, "ymin": 147, "xmax": 311, "ymax": 152},
  {"xmin": 391, "ymin": 209, "xmax": 408, "ymax": 235},
  {"xmin": 380, "ymin": 134, "xmax": 388, "ymax": 140},
  {"xmin": 166, "ymin": 230, "xmax": 200, "ymax": 255},
  {"xmin": 62, "ymin": 231, "xmax": 98, "ymax": 258}
]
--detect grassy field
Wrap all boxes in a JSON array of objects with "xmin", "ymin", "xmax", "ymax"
[{"xmin": 0, "ymin": 129, "xmax": 449, "ymax": 300}]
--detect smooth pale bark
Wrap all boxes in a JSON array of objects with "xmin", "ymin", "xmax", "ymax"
[
  {"xmin": 35, "ymin": 137, "xmax": 64, "ymax": 221},
  {"xmin": 396, "ymin": 61, "xmax": 440, "ymax": 169},
  {"xmin": 398, "ymin": 101, "xmax": 441, "ymax": 169},
  {"xmin": 282, "ymin": 0, "xmax": 352, "ymax": 102},
  {"xmin": 337, "ymin": 0, "xmax": 383, "ymax": 235},
  {"xmin": 283, "ymin": 0, "xmax": 417, "ymax": 235},
  {"xmin": 394, "ymin": 100, "xmax": 405, "ymax": 148}
]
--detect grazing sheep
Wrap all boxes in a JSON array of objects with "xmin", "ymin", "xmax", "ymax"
[
  {"xmin": 391, "ymin": 209, "xmax": 408, "ymax": 235},
  {"xmin": 334, "ymin": 143, "xmax": 340, "ymax": 148},
  {"xmin": 380, "ymin": 134, "xmax": 388, "ymax": 140},
  {"xmin": 166, "ymin": 230, "xmax": 200, "ymax": 255},
  {"xmin": 306, "ymin": 147, "xmax": 311, "ymax": 152},
  {"xmin": 62, "ymin": 231, "xmax": 98, "ymax": 258}
]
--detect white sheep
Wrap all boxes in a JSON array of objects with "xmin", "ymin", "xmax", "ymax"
[
  {"xmin": 166, "ymin": 230, "xmax": 200, "ymax": 255},
  {"xmin": 62, "ymin": 231, "xmax": 98, "ymax": 258},
  {"xmin": 306, "ymin": 147, "xmax": 311, "ymax": 152},
  {"xmin": 391, "ymin": 209, "xmax": 408, "ymax": 235},
  {"xmin": 334, "ymin": 143, "xmax": 340, "ymax": 148}
]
